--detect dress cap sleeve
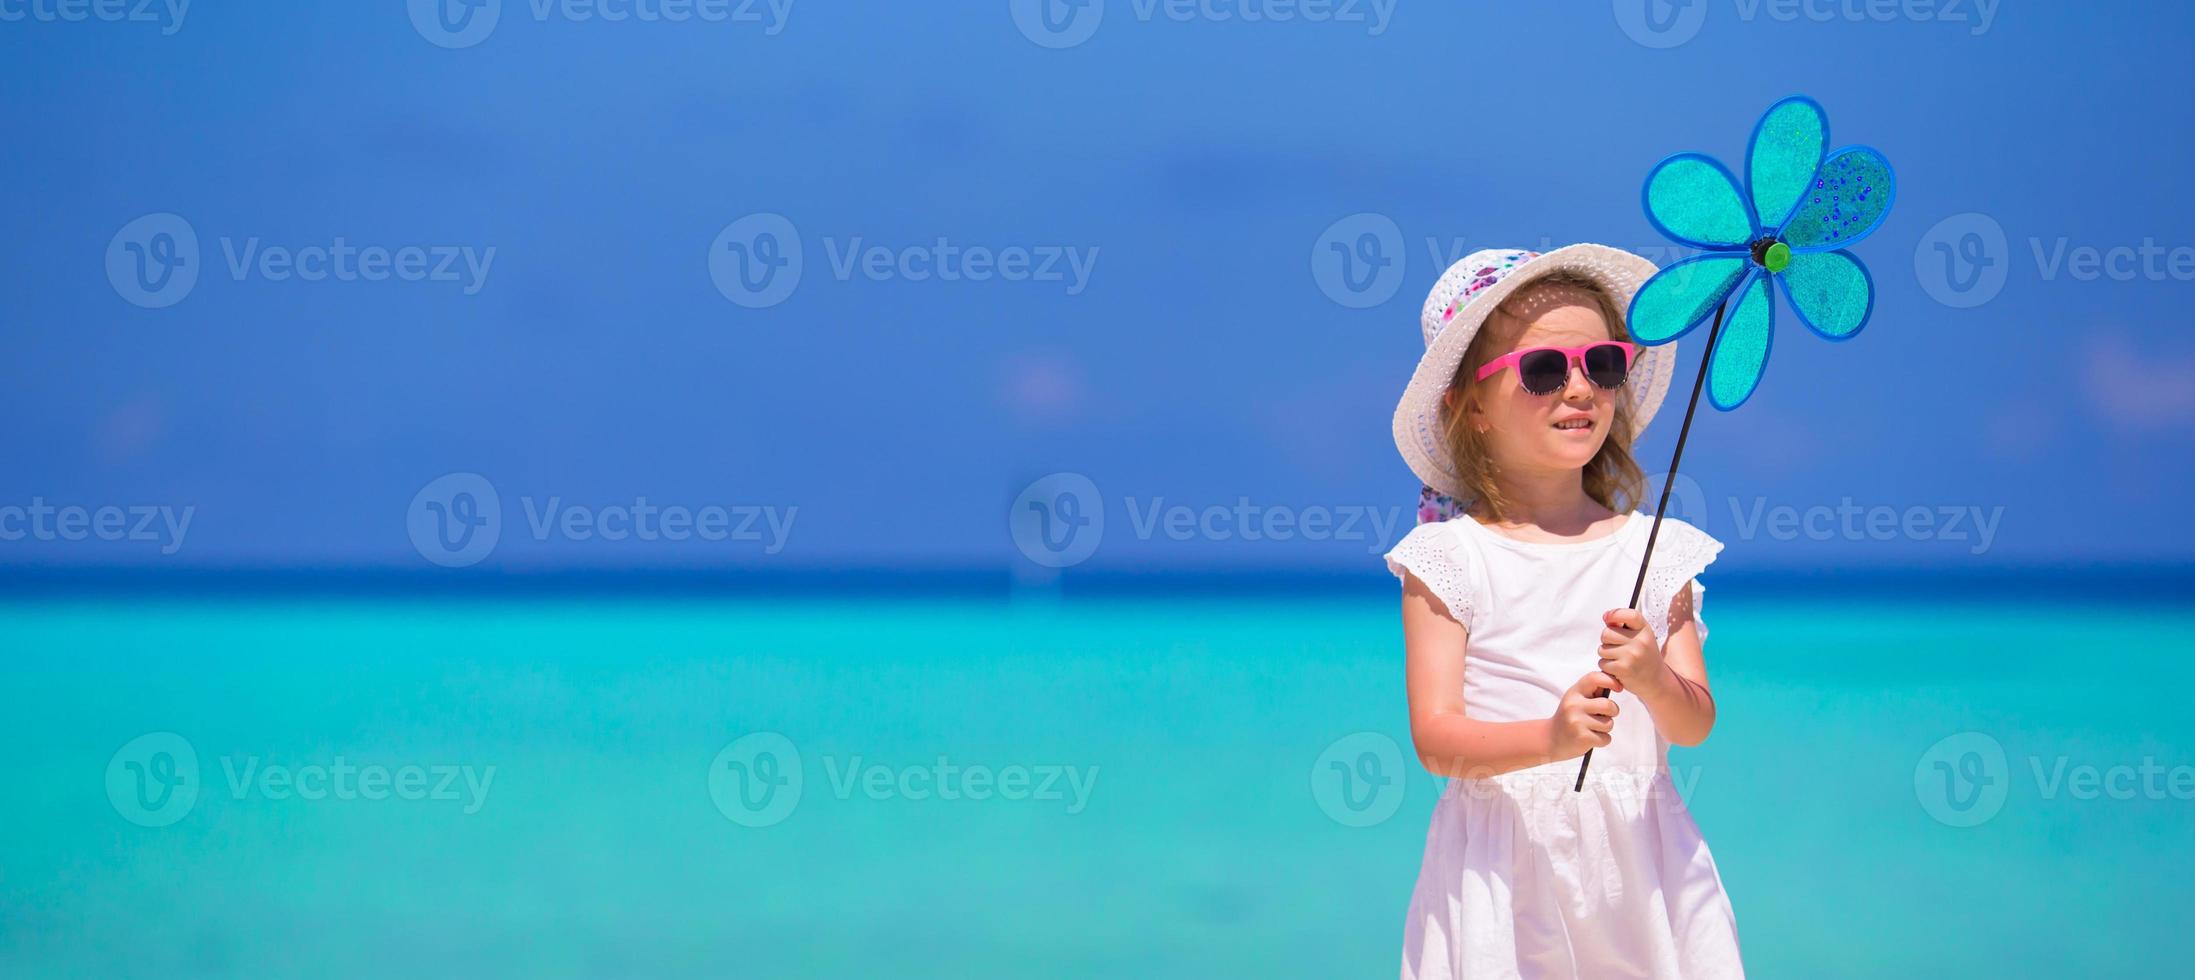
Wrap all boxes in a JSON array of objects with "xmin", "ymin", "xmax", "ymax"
[
  {"xmin": 1383, "ymin": 522, "xmax": 1483, "ymax": 634},
  {"xmin": 1637, "ymin": 517, "xmax": 1724, "ymax": 643}
]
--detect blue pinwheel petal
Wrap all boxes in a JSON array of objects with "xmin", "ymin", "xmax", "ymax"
[
  {"xmin": 1781, "ymin": 146, "xmax": 1895, "ymax": 250},
  {"xmin": 1780, "ymin": 249, "xmax": 1875, "ymax": 340},
  {"xmin": 1626, "ymin": 253, "xmax": 1749, "ymax": 346},
  {"xmin": 1643, "ymin": 153, "xmax": 1756, "ymax": 250},
  {"xmin": 1747, "ymin": 96, "xmax": 1829, "ymax": 234},
  {"xmin": 1707, "ymin": 271, "xmax": 1774, "ymax": 410}
]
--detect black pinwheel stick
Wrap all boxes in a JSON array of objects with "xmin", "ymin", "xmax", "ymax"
[{"xmin": 1574, "ymin": 294, "xmax": 1730, "ymax": 793}]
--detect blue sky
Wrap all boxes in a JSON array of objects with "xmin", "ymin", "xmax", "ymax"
[{"xmin": 1, "ymin": 2, "xmax": 2190, "ymax": 573}]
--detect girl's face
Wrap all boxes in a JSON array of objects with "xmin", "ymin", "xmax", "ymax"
[{"xmin": 1462, "ymin": 284, "xmax": 1619, "ymax": 475}]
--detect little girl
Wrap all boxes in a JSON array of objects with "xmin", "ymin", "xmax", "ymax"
[{"xmin": 1383, "ymin": 247, "xmax": 1743, "ymax": 978}]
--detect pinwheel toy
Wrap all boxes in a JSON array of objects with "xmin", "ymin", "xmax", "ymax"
[{"xmin": 1577, "ymin": 96, "xmax": 1895, "ymax": 790}]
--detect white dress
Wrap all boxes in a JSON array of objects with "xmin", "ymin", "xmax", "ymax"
[{"xmin": 1383, "ymin": 511, "xmax": 1744, "ymax": 980}]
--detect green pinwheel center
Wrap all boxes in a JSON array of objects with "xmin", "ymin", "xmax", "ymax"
[{"xmin": 1751, "ymin": 238, "xmax": 1791, "ymax": 273}]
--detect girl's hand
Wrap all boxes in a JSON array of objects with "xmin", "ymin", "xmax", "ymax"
[
  {"xmin": 1549, "ymin": 671, "xmax": 1623, "ymax": 761},
  {"xmin": 1598, "ymin": 608, "xmax": 1668, "ymax": 698}
]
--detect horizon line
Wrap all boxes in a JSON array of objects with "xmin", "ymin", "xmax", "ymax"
[{"xmin": 1, "ymin": 561, "xmax": 2190, "ymax": 601}]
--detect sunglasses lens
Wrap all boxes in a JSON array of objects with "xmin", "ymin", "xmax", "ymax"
[
  {"xmin": 1583, "ymin": 344, "xmax": 1630, "ymax": 389},
  {"xmin": 1516, "ymin": 350, "xmax": 1569, "ymax": 394}
]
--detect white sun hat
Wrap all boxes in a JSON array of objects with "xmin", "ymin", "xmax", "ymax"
[{"xmin": 1394, "ymin": 244, "xmax": 1680, "ymax": 499}]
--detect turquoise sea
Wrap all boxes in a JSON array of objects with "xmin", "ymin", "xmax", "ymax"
[{"xmin": 3, "ymin": 589, "xmax": 2189, "ymax": 977}]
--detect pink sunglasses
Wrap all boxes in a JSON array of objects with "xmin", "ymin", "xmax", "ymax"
[{"xmin": 1475, "ymin": 341, "xmax": 1640, "ymax": 396}]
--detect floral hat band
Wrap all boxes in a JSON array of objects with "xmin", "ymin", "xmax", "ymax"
[{"xmin": 1422, "ymin": 249, "xmax": 1540, "ymax": 345}]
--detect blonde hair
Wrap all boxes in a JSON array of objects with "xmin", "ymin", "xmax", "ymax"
[{"xmin": 1438, "ymin": 271, "xmax": 1647, "ymax": 522}]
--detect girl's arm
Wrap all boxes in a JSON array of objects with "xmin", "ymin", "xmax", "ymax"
[
  {"xmin": 1402, "ymin": 571, "xmax": 1620, "ymax": 777},
  {"xmin": 1602, "ymin": 580, "xmax": 1718, "ymax": 747}
]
